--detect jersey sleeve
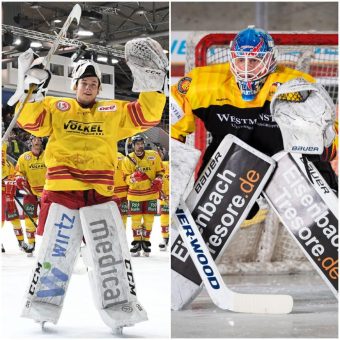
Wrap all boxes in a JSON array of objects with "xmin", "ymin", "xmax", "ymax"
[
  {"xmin": 117, "ymin": 92, "xmax": 166, "ymax": 141},
  {"xmin": 14, "ymin": 155, "xmax": 26, "ymax": 178},
  {"xmin": 170, "ymin": 73, "xmax": 196, "ymax": 142},
  {"xmin": 16, "ymin": 97, "xmax": 53, "ymax": 137},
  {"xmin": 155, "ymin": 152, "xmax": 165, "ymax": 177}
]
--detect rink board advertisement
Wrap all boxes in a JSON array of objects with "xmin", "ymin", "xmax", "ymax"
[
  {"xmin": 264, "ymin": 152, "xmax": 338, "ymax": 296},
  {"xmin": 171, "ymin": 135, "xmax": 276, "ymax": 285}
]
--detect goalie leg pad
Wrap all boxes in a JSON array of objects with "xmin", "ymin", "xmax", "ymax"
[
  {"xmin": 79, "ymin": 202, "xmax": 147, "ymax": 329},
  {"xmin": 21, "ymin": 203, "xmax": 83, "ymax": 324}
]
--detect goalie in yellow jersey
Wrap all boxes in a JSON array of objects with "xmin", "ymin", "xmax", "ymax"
[
  {"xmin": 8, "ymin": 37, "xmax": 168, "ymax": 331},
  {"xmin": 123, "ymin": 135, "xmax": 164, "ymax": 256}
]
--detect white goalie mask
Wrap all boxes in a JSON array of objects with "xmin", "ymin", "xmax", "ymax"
[
  {"xmin": 71, "ymin": 60, "xmax": 102, "ymax": 91},
  {"xmin": 270, "ymin": 78, "xmax": 336, "ymax": 154}
]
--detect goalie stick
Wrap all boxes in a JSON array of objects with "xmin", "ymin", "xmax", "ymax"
[
  {"xmin": 174, "ymin": 199, "xmax": 293, "ymax": 314},
  {"xmin": 2, "ymin": 4, "xmax": 81, "ymax": 143},
  {"xmin": 171, "ymin": 134, "xmax": 278, "ymax": 310}
]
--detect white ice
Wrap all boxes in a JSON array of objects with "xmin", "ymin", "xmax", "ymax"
[{"xmin": 1, "ymin": 216, "xmax": 170, "ymax": 339}]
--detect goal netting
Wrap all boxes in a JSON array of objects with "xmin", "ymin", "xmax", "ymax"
[{"xmin": 184, "ymin": 31, "xmax": 338, "ymax": 274}]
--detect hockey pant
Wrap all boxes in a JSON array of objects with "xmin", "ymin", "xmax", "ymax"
[
  {"xmin": 22, "ymin": 202, "xmax": 147, "ymax": 328},
  {"xmin": 118, "ymin": 198, "xmax": 128, "ymax": 227},
  {"xmin": 22, "ymin": 194, "xmax": 39, "ymax": 245},
  {"xmin": 129, "ymin": 200, "xmax": 157, "ymax": 241},
  {"xmin": 160, "ymin": 202, "xmax": 169, "ymax": 239}
]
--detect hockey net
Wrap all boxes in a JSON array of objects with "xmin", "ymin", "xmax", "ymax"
[{"xmin": 185, "ymin": 32, "xmax": 338, "ymax": 274}]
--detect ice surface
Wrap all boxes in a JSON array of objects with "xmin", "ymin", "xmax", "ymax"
[
  {"xmin": 1, "ymin": 216, "xmax": 170, "ymax": 339},
  {"xmin": 172, "ymin": 272, "xmax": 338, "ymax": 338}
]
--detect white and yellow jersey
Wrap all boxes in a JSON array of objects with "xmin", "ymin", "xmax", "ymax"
[
  {"xmin": 122, "ymin": 149, "xmax": 164, "ymax": 201},
  {"xmin": 15, "ymin": 151, "xmax": 47, "ymax": 197},
  {"xmin": 16, "ymin": 93, "xmax": 166, "ymax": 197}
]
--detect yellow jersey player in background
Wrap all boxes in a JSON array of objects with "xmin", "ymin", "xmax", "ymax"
[
  {"xmin": 2, "ymin": 143, "xmax": 28, "ymax": 253},
  {"xmin": 123, "ymin": 135, "xmax": 164, "ymax": 256},
  {"xmin": 14, "ymin": 136, "xmax": 46, "ymax": 255}
]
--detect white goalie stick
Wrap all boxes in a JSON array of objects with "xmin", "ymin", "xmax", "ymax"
[
  {"xmin": 174, "ymin": 199, "xmax": 294, "ymax": 314},
  {"xmin": 2, "ymin": 4, "xmax": 81, "ymax": 143}
]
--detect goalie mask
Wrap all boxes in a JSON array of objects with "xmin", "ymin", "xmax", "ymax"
[
  {"xmin": 229, "ymin": 26, "xmax": 278, "ymax": 101},
  {"xmin": 71, "ymin": 60, "xmax": 102, "ymax": 90},
  {"xmin": 270, "ymin": 78, "xmax": 336, "ymax": 154}
]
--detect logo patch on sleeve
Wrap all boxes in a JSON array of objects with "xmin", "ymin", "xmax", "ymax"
[
  {"xmin": 56, "ymin": 101, "xmax": 71, "ymax": 112},
  {"xmin": 177, "ymin": 77, "xmax": 192, "ymax": 94}
]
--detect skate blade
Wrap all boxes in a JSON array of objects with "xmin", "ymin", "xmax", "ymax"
[
  {"xmin": 143, "ymin": 252, "xmax": 150, "ymax": 257},
  {"xmin": 131, "ymin": 251, "xmax": 141, "ymax": 257},
  {"xmin": 112, "ymin": 326, "xmax": 123, "ymax": 335}
]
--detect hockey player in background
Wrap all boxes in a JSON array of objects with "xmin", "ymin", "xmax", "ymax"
[
  {"xmin": 158, "ymin": 146, "xmax": 169, "ymax": 251},
  {"xmin": 122, "ymin": 135, "xmax": 164, "ymax": 256},
  {"xmin": 9, "ymin": 37, "xmax": 168, "ymax": 332},
  {"xmin": 171, "ymin": 26, "xmax": 337, "ymax": 216},
  {"xmin": 113, "ymin": 151, "xmax": 129, "ymax": 227},
  {"xmin": 14, "ymin": 136, "xmax": 46, "ymax": 255},
  {"xmin": 2, "ymin": 143, "xmax": 28, "ymax": 252}
]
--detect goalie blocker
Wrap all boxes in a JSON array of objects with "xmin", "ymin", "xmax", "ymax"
[
  {"xmin": 263, "ymin": 152, "xmax": 338, "ymax": 297},
  {"xmin": 171, "ymin": 135, "xmax": 276, "ymax": 310}
]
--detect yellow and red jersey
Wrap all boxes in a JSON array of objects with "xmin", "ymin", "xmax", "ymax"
[
  {"xmin": 122, "ymin": 149, "xmax": 164, "ymax": 201},
  {"xmin": 15, "ymin": 150, "xmax": 47, "ymax": 197},
  {"xmin": 160, "ymin": 160, "xmax": 169, "ymax": 203},
  {"xmin": 113, "ymin": 152, "xmax": 128, "ymax": 199},
  {"xmin": 16, "ymin": 92, "xmax": 166, "ymax": 197}
]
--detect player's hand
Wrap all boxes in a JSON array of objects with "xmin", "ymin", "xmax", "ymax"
[
  {"xmin": 15, "ymin": 176, "xmax": 27, "ymax": 190},
  {"xmin": 151, "ymin": 177, "xmax": 163, "ymax": 192},
  {"xmin": 4, "ymin": 179, "xmax": 17, "ymax": 199},
  {"xmin": 130, "ymin": 170, "xmax": 149, "ymax": 183}
]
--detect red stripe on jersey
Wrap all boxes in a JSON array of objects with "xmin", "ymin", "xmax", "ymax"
[{"xmin": 17, "ymin": 110, "xmax": 47, "ymax": 131}]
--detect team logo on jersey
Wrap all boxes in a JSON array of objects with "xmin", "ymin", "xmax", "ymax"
[
  {"xmin": 269, "ymin": 82, "xmax": 282, "ymax": 99},
  {"xmin": 177, "ymin": 77, "xmax": 192, "ymax": 94},
  {"xmin": 56, "ymin": 101, "xmax": 71, "ymax": 112},
  {"xmin": 24, "ymin": 154, "xmax": 32, "ymax": 161},
  {"xmin": 147, "ymin": 156, "xmax": 156, "ymax": 161},
  {"xmin": 98, "ymin": 104, "xmax": 117, "ymax": 112}
]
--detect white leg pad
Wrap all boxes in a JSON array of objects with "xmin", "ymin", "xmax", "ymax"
[
  {"xmin": 21, "ymin": 203, "xmax": 83, "ymax": 324},
  {"xmin": 79, "ymin": 202, "xmax": 148, "ymax": 329}
]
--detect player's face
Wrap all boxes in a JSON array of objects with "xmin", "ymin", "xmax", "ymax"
[
  {"xmin": 31, "ymin": 138, "xmax": 42, "ymax": 154},
  {"xmin": 76, "ymin": 77, "xmax": 100, "ymax": 105},
  {"xmin": 134, "ymin": 141, "xmax": 145, "ymax": 155},
  {"xmin": 234, "ymin": 57, "xmax": 262, "ymax": 78}
]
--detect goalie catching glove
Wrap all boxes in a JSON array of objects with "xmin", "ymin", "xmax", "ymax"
[
  {"xmin": 270, "ymin": 78, "xmax": 336, "ymax": 154},
  {"xmin": 125, "ymin": 37, "xmax": 168, "ymax": 93},
  {"xmin": 7, "ymin": 48, "xmax": 51, "ymax": 106}
]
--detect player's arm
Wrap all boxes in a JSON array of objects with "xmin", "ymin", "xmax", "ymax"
[
  {"xmin": 14, "ymin": 156, "xmax": 28, "ymax": 190},
  {"xmin": 170, "ymin": 75, "xmax": 196, "ymax": 142}
]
